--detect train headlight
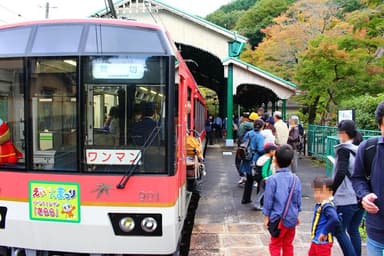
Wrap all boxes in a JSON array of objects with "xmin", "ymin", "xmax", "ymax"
[
  {"xmin": 119, "ymin": 217, "xmax": 135, "ymax": 232},
  {"xmin": 109, "ymin": 213, "xmax": 161, "ymax": 236},
  {"xmin": 141, "ymin": 217, "xmax": 157, "ymax": 233}
]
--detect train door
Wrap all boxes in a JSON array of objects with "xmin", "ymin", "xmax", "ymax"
[
  {"xmin": 85, "ymin": 85, "xmax": 122, "ymax": 147},
  {"xmin": 82, "ymin": 56, "xmax": 170, "ymax": 174}
]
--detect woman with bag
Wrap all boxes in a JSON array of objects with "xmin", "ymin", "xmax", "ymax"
[
  {"xmin": 240, "ymin": 119, "xmax": 265, "ymax": 204},
  {"xmin": 332, "ymin": 120, "xmax": 364, "ymax": 256}
]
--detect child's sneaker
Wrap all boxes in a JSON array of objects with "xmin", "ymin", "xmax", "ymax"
[
  {"xmin": 253, "ymin": 203, "xmax": 263, "ymax": 211},
  {"xmin": 238, "ymin": 176, "xmax": 246, "ymax": 184}
]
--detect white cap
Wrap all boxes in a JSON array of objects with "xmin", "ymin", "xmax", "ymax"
[{"xmin": 274, "ymin": 111, "xmax": 282, "ymax": 119}]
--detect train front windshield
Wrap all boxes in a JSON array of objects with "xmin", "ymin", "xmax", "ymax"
[
  {"xmin": 83, "ymin": 56, "xmax": 171, "ymax": 174},
  {"xmin": 0, "ymin": 55, "xmax": 174, "ymax": 175}
]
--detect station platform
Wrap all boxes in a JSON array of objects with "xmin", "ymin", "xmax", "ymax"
[{"xmin": 188, "ymin": 143, "xmax": 366, "ymax": 256}]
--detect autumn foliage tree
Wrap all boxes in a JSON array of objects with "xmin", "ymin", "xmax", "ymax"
[
  {"xmin": 234, "ymin": 0, "xmax": 293, "ymax": 48},
  {"xmin": 241, "ymin": 0, "xmax": 346, "ymax": 82},
  {"xmin": 296, "ymin": 35, "xmax": 376, "ymax": 124},
  {"xmin": 239, "ymin": 0, "xmax": 383, "ymax": 124},
  {"xmin": 206, "ymin": 0, "xmax": 383, "ymax": 125},
  {"xmin": 296, "ymin": 1, "xmax": 384, "ymax": 124}
]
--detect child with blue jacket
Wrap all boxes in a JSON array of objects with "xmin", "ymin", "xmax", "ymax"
[
  {"xmin": 309, "ymin": 176, "xmax": 340, "ymax": 256},
  {"xmin": 263, "ymin": 144, "xmax": 302, "ymax": 256}
]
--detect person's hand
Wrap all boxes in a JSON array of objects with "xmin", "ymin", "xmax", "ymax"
[
  {"xmin": 264, "ymin": 216, "xmax": 269, "ymax": 228},
  {"xmin": 318, "ymin": 234, "xmax": 327, "ymax": 242},
  {"xmin": 296, "ymin": 218, "xmax": 300, "ymax": 226},
  {"xmin": 362, "ymin": 193, "xmax": 380, "ymax": 214}
]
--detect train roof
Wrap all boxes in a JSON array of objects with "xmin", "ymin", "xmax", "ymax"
[
  {"xmin": 0, "ymin": 18, "xmax": 175, "ymax": 57},
  {"xmin": 0, "ymin": 18, "xmax": 163, "ymax": 30}
]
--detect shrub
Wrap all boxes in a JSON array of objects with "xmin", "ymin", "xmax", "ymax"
[{"xmin": 339, "ymin": 94, "xmax": 384, "ymax": 130}]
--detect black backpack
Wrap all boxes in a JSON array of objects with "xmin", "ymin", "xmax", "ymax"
[
  {"xmin": 298, "ymin": 124, "xmax": 304, "ymax": 136},
  {"xmin": 236, "ymin": 136, "xmax": 252, "ymax": 161},
  {"xmin": 236, "ymin": 132, "xmax": 253, "ymax": 161},
  {"xmin": 363, "ymin": 136, "xmax": 379, "ymax": 180}
]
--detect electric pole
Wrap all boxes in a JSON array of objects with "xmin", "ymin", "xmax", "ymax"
[
  {"xmin": 45, "ymin": 2, "xmax": 49, "ymax": 19},
  {"xmin": 40, "ymin": 2, "xmax": 57, "ymax": 19}
]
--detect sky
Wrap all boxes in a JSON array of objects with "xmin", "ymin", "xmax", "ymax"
[{"xmin": 0, "ymin": 0, "xmax": 232, "ymax": 23}]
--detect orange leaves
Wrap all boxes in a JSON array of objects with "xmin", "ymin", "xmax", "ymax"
[{"xmin": 367, "ymin": 65, "xmax": 384, "ymax": 75}]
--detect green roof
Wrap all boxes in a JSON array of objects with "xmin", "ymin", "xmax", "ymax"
[{"xmin": 222, "ymin": 57, "xmax": 297, "ymax": 89}]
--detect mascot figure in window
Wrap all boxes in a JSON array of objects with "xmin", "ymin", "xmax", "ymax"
[{"xmin": 0, "ymin": 118, "xmax": 22, "ymax": 164}]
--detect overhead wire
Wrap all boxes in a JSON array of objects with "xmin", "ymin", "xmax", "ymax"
[
  {"xmin": 0, "ymin": 3, "xmax": 25, "ymax": 22},
  {"xmin": 144, "ymin": 0, "xmax": 158, "ymax": 24}
]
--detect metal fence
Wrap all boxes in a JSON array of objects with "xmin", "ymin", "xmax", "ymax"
[{"xmin": 307, "ymin": 125, "xmax": 381, "ymax": 176}]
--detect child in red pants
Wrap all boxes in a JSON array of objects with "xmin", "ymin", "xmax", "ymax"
[{"xmin": 308, "ymin": 176, "xmax": 340, "ymax": 256}]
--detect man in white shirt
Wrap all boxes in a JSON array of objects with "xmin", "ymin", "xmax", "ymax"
[{"xmin": 273, "ymin": 111, "xmax": 288, "ymax": 146}]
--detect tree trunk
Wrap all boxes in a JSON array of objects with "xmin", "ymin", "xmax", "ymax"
[{"xmin": 308, "ymin": 95, "xmax": 320, "ymax": 124}]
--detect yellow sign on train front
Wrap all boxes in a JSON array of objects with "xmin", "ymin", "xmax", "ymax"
[{"xmin": 29, "ymin": 181, "xmax": 80, "ymax": 223}]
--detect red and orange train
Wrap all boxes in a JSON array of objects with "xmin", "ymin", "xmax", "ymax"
[{"xmin": 0, "ymin": 18, "xmax": 206, "ymax": 255}]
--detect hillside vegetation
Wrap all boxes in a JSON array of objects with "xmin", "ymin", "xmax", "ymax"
[{"xmin": 206, "ymin": 0, "xmax": 384, "ymax": 128}]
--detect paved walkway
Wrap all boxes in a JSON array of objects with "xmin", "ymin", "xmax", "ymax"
[{"xmin": 189, "ymin": 143, "xmax": 366, "ymax": 256}]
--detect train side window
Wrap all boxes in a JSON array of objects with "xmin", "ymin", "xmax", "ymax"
[
  {"xmin": 30, "ymin": 58, "xmax": 77, "ymax": 171},
  {"xmin": 187, "ymin": 89, "xmax": 192, "ymax": 130},
  {"xmin": 0, "ymin": 59, "xmax": 25, "ymax": 168},
  {"xmin": 194, "ymin": 99, "xmax": 205, "ymax": 134}
]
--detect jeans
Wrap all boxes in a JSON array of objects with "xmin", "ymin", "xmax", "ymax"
[
  {"xmin": 207, "ymin": 131, "xmax": 214, "ymax": 145},
  {"xmin": 335, "ymin": 204, "xmax": 365, "ymax": 256},
  {"xmin": 367, "ymin": 237, "xmax": 384, "ymax": 256},
  {"xmin": 241, "ymin": 172, "xmax": 254, "ymax": 203},
  {"xmin": 235, "ymin": 154, "xmax": 243, "ymax": 177},
  {"xmin": 253, "ymin": 179, "xmax": 266, "ymax": 208}
]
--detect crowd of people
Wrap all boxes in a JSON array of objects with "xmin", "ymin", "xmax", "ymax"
[
  {"xmin": 227, "ymin": 101, "xmax": 384, "ymax": 256},
  {"xmin": 205, "ymin": 114, "xmax": 225, "ymax": 145}
]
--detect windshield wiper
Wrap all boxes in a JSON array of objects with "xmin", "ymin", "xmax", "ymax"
[
  {"xmin": 116, "ymin": 126, "xmax": 161, "ymax": 189},
  {"xmin": 116, "ymin": 151, "xmax": 142, "ymax": 189}
]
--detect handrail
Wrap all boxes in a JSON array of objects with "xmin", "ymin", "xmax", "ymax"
[{"xmin": 306, "ymin": 125, "xmax": 381, "ymax": 176}]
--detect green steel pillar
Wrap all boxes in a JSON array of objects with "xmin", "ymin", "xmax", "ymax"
[
  {"xmin": 225, "ymin": 39, "xmax": 244, "ymax": 147},
  {"xmin": 226, "ymin": 64, "xmax": 234, "ymax": 146},
  {"xmin": 282, "ymin": 99, "xmax": 287, "ymax": 121}
]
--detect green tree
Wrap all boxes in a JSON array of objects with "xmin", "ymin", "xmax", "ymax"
[
  {"xmin": 220, "ymin": 0, "xmax": 258, "ymax": 12},
  {"xmin": 340, "ymin": 94, "xmax": 384, "ymax": 129},
  {"xmin": 332, "ymin": 0, "xmax": 364, "ymax": 15},
  {"xmin": 235, "ymin": 0, "xmax": 293, "ymax": 48},
  {"xmin": 205, "ymin": 0, "xmax": 257, "ymax": 29},
  {"xmin": 205, "ymin": 9, "xmax": 245, "ymax": 29},
  {"xmin": 297, "ymin": 36, "xmax": 355, "ymax": 124},
  {"xmin": 347, "ymin": 2, "xmax": 384, "ymax": 58},
  {"xmin": 296, "ymin": 33, "xmax": 384, "ymax": 124}
]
